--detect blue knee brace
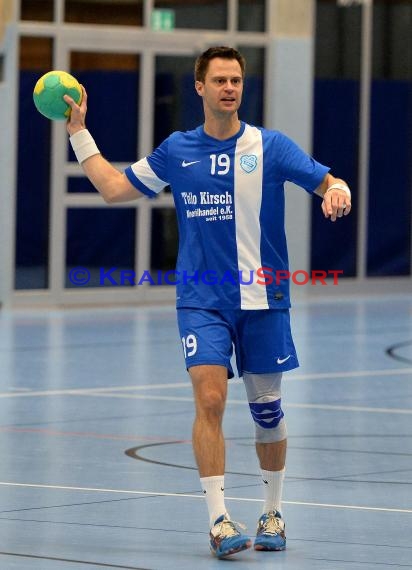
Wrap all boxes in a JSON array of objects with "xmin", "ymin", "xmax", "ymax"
[
  {"xmin": 249, "ymin": 398, "xmax": 284, "ymax": 429},
  {"xmin": 243, "ymin": 372, "xmax": 287, "ymax": 443}
]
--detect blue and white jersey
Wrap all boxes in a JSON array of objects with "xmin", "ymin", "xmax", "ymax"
[{"xmin": 125, "ymin": 122, "xmax": 329, "ymax": 310}]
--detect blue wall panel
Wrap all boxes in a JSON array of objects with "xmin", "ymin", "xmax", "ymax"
[
  {"xmin": 311, "ymin": 79, "xmax": 359, "ymax": 277},
  {"xmin": 367, "ymin": 81, "xmax": 412, "ymax": 276}
]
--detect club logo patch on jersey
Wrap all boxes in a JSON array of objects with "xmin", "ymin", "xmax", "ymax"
[{"xmin": 240, "ymin": 154, "xmax": 258, "ymax": 173}]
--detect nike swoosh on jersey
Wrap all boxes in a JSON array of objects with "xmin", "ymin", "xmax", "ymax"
[
  {"xmin": 181, "ymin": 160, "xmax": 201, "ymax": 167},
  {"xmin": 276, "ymin": 355, "xmax": 291, "ymax": 364}
]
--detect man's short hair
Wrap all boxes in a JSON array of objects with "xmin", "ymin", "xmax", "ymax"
[{"xmin": 194, "ymin": 46, "xmax": 246, "ymax": 82}]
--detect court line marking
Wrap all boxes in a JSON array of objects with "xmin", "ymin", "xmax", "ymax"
[
  {"xmin": 0, "ymin": 550, "xmax": 149, "ymax": 570},
  {"xmin": 0, "ymin": 481, "xmax": 410, "ymax": 514},
  {"xmin": 289, "ymin": 368, "xmax": 412, "ymax": 381},
  {"xmin": 63, "ymin": 392, "xmax": 412, "ymax": 415},
  {"xmin": 285, "ymin": 402, "xmax": 412, "ymax": 415},
  {"xmin": 0, "ymin": 367, "xmax": 411, "ymax": 400},
  {"xmin": 70, "ymin": 392, "xmax": 412, "ymax": 415},
  {"xmin": 0, "ymin": 385, "xmax": 189, "ymax": 399},
  {"xmin": 2, "ymin": 389, "xmax": 411, "ymax": 415},
  {"xmin": 23, "ymin": 390, "xmax": 409, "ymax": 415}
]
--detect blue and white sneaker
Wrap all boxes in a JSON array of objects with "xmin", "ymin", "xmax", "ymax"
[
  {"xmin": 254, "ymin": 510, "xmax": 286, "ymax": 551},
  {"xmin": 209, "ymin": 515, "xmax": 252, "ymax": 558}
]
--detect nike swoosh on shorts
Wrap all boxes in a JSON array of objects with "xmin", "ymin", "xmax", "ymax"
[{"xmin": 276, "ymin": 355, "xmax": 291, "ymax": 364}]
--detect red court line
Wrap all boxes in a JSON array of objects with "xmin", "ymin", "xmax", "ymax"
[{"xmin": 0, "ymin": 426, "xmax": 191, "ymax": 443}]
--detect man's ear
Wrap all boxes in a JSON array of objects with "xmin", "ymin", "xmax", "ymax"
[{"xmin": 195, "ymin": 80, "xmax": 204, "ymax": 96}]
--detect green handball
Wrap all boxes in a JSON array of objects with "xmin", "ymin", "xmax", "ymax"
[{"xmin": 33, "ymin": 70, "xmax": 82, "ymax": 121}]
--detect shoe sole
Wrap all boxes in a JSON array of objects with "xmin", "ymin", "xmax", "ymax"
[
  {"xmin": 254, "ymin": 543, "xmax": 286, "ymax": 551},
  {"xmin": 212, "ymin": 539, "xmax": 252, "ymax": 558}
]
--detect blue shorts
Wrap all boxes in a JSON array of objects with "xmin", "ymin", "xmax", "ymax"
[{"xmin": 177, "ymin": 308, "xmax": 299, "ymax": 378}]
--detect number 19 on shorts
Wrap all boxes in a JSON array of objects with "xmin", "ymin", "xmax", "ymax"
[{"xmin": 181, "ymin": 334, "xmax": 197, "ymax": 357}]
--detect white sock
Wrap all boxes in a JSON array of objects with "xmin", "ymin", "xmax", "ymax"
[
  {"xmin": 200, "ymin": 475, "xmax": 228, "ymax": 527},
  {"xmin": 261, "ymin": 467, "xmax": 285, "ymax": 515}
]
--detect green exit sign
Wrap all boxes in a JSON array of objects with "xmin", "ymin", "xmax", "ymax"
[{"xmin": 151, "ymin": 9, "xmax": 175, "ymax": 31}]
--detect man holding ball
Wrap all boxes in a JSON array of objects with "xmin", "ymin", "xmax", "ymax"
[{"xmin": 64, "ymin": 46, "xmax": 351, "ymax": 559}]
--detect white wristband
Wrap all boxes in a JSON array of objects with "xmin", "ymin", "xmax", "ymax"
[
  {"xmin": 325, "ymin": 183, "xmax": 351, "ymax": 198},
  {"xmin": 69, "ymin": 129, "xmax": 100, "ymax": 164}
]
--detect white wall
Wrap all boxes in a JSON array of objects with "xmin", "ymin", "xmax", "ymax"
[
  {"xmin": 266, "ymin": 1, "xmax": 315, "ymax": 286},
  {"xmin": 0, "ymin": 24, "xmax": 18, "ymax": 307}
]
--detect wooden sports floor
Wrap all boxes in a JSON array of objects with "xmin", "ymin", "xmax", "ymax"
[{"xmin": 0, "ymin": 294, "xmax": 411, "ymax": 569}]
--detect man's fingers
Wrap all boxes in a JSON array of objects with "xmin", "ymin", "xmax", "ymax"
[
  {"xmin": 323, "ymin": 192, "xmax": 334, "ymax": 219},
  {"xmin": 63, "ymin": 94, "xmax": 75, "ymax": 106},
  {"xmin": 343, "ymin": 202, "xmax": 352, "ymax": 216},
  {"xmin": 322, "ymin": 191, "xmax": 352, "ymax": 222},
  {"xmin": 64, "ymin": 85, "xmax": 86, "ymax": 109}
]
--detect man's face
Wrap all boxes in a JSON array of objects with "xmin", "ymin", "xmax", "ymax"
[{"xmin": 195, "ymin": 57, "xmax": 243, "ymax": 117}]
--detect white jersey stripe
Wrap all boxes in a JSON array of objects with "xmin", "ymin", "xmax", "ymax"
[
  {"xmin": 130, "ymin": 158, "xmax": 167, "ymax": 194},
  {"xmin": 234, "ymin": 125, "xmax": 269, "ymax": 309}
]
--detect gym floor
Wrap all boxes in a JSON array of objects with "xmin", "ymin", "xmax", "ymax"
[{"xmin": 0, "ymin": 294, "xmax": 411, "ymax": 569}]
